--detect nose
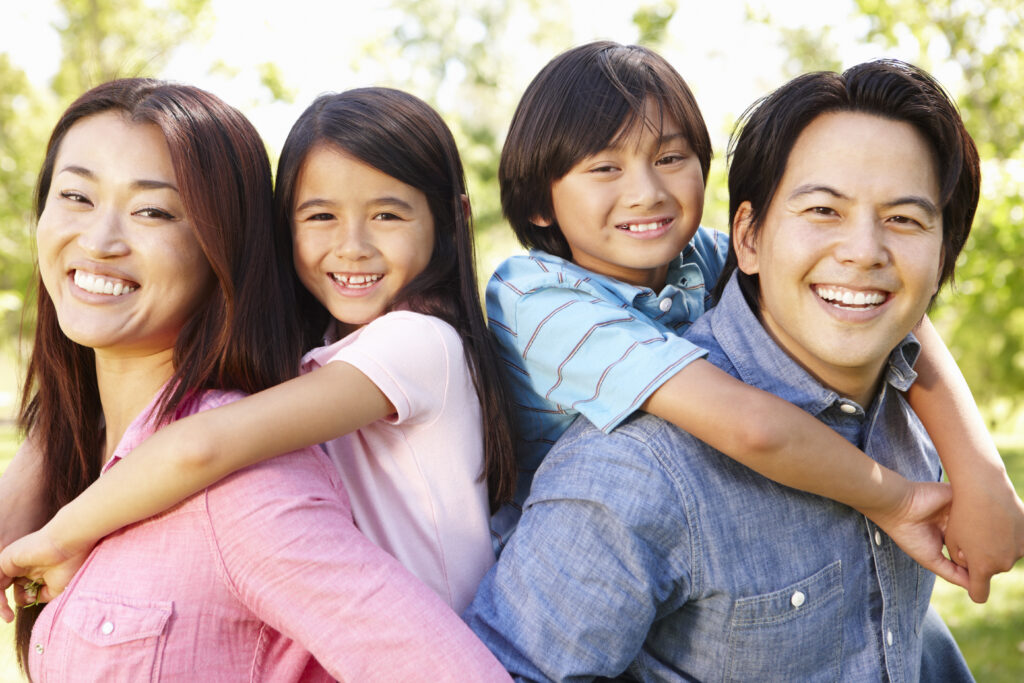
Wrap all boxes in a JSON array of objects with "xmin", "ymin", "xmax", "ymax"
[
  {"xmin": 77, "ymin": 208, "xmax": 129, "ymax": 258},
  {"xmin": 623, "ymin": 164, "xmax": 666, "ymax": 209},
  {"xmin": 835, "ymin": 212, "xmax": 890, "ymax": 268},
  {"xmin": 333, "ymin": 220, "xmax": 374, "ymax": 261}
]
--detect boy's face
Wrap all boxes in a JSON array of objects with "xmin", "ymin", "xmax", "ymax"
[
  {"xmin": 535, "ymin": 104, "xmax": 705, "ymax": 289},
  {"xmin": 734, "ymin": 111, "xmax": 944, "ymax": 405}
]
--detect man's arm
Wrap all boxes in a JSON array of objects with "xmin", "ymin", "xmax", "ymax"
[{"xmin": 465, "ymin": 423, "xmax": 687, "ymax": 681}]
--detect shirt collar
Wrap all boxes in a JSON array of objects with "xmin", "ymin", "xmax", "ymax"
[
  {"xmin": 708, "ymin": 274, "xmax": 920, "ymax": 417},
  {"xmin": 526, "ymin": 249, "xmax": 689, "ymax": 304},
  {"xmin": 102, "ymin": 386, "xmax": 168, "ymax": 474}
]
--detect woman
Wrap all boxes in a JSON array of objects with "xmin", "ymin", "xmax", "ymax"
[{"xmin": 0, "ymin": 79, "xmax": 507, "ymax": 681}]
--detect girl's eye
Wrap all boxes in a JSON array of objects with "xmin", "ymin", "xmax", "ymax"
[
  {"xmin": 134, "ymin": 207, "xmax": 176, "ymax": 220},
  {"xmin": 60, "ymin": 190, "xmax": 91, "ymax": 205},
  {"xmin": 307, "ymin": 213, "xmax": 335, "ymax": 221}
]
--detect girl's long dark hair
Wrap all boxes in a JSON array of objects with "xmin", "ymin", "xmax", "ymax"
[
  {"xmin": 16, "ymin": 78, "xmax": 301, "ymax": 667},
  {"xmin": 274, "ymin": 87, "xmax": 517, "ymax": 509}
]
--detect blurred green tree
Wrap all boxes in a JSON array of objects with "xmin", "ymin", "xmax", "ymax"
[{"xmin": 758, "ymin": 0, "xmax": 1024, "ymax": 417}]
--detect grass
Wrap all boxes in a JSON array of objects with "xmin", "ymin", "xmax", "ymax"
[{"xmin": 0, "ymin": 428, "xmax": 1021, "ymax": 680}]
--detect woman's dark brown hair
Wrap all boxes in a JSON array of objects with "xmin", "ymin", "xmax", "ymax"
[
  {"xmin": 16, "ymin": 78, "xmax": 301, "ymax": 666},
  {"xmin": 273, "ymin": 87, "xmax": 517, "ymax": 510}
]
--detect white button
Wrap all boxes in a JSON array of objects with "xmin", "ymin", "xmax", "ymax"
[
  {"xmin": 658, "ymin": 298, "xmax": 672, "ymax": 312},
  {"xmin": 790, "ymin": 591, "xmax": 806, "ymax": 608},
  {"xmin": 839, "ymin": 403, "xmax": 857, "ymax": 414},
  {"xmin": 101, "ymin": 621, "xmax": 114, "ymax": 635},
  {"xmin": 886, "ymin": 629, "xmax": 893, "ymax": 646},
  {"xmin": 874, "ymin": 530, "xmax": 883, "ymax": 546},
  {"xmin": 34, "ymin": 644, "xmax": 43, "ymax": 654}
]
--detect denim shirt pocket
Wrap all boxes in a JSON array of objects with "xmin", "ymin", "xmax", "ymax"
[
  {"xmin": 725, "ymin": 560, "xmax": 844, "ymax": 682},
  {"xmin": 62, "ymin": 592, "xmax": 172, "ymax": 682}
]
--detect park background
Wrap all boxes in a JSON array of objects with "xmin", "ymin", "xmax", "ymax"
[{"xmin": 0, "ymin": 0, "xmax": 1021, "ymax": 679}]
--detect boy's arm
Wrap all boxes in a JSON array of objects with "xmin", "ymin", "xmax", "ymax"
[
  {"xmin": 643, "ymin": 358, "xmax": 970, "ymax": 589},
  {"xmin": 906, "ymin": 316, "xmax": 1024, "ymax": 603},
  {"xmin": 0, "ymin": 361, "xmax": 393, "ymax": 601}
]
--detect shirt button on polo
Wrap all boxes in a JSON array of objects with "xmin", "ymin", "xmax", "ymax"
[
  {"xmin": 839, "ymin": 402, "xmax": 857, "ymax": 414},
  {"xmin": 100, "ymin": 621, "xmax": 115, "ymax": 635},
  {"xmin": 790, "ymin": 591, "xmax": 806, "ymax": 608},
  {"xmin": 658, "ymin": 298, "xmax": 673, "ymax": 312},
  {"xmin": 875, "ymin": 530, "xmax": 883, "ymax": 546}
]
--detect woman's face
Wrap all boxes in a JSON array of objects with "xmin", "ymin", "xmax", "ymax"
[{"xmin": 37, "ymin": 111, "xmax": 214, "ymax": 359}]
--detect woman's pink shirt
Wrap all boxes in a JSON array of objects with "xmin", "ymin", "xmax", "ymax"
[{"xmin": 28, "ymin": 389, "xmax": 509, "ymax": 682}]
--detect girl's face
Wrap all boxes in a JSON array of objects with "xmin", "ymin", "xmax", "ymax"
[
  {"xmin": 36, "ymin": 111, "xmax": 213, "ymax": 360},
  {"xmin": 291, "ymin": 145, "xmax": 435, "ymax": 335}
]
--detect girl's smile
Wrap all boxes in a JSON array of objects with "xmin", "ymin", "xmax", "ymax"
[{"xmin": 291, "ymin": 145, "xmax": 434, "ymax": 335}]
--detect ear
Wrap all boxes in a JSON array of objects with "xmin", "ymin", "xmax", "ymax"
[
  {"xmin": 732, "ymin": 201, "xmax": 760, "ymax": 275},
  {"xmin": 530, "ymin": 214, "xmax": 554, "ymax": 228},
  {"xmin": 459, "ymin": 194, "xmax": 472, "ymax": 221}
]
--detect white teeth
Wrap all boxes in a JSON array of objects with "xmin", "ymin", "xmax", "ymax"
[
  {"xmin": 622, "ymin": 221, "xmax": 662, "ymax": 233},
  {"xmin": 816, "ymin": 286, "xmax": 885, "ymax": 307},
  {"xmin": 73, "ymin": 270, "xmax": 136, "ymax": 296},
  {"xmin": 331, "ymin": 273, "xmax": 383, "ymax": 288}
]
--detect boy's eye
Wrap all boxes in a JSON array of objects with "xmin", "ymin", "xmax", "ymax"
[
  {"xmin": 655, "ymin": 154, "xmax": 684, "ymax": 166},
  {"xmin": 588, "ymin": 164, "xmax": 619, "ymax": 174}
]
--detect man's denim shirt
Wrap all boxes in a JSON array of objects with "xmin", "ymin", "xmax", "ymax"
[{"xmin": 465, "ymin": 274, "xmax": 940, "ymax": 683}]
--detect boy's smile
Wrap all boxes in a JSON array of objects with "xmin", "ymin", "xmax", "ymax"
[{"xmin": 534, "ymin": 105, "xmax": 705, "ymax": 290}]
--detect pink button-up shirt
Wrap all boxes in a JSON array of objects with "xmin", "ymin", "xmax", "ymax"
[{"xmin": 29, "ymin": 389, "xmax": 510, "ymax": 682}]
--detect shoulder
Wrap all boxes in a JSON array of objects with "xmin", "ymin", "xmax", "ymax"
[
  {"xmin": 683, "ymin": 226, "xmax": 729, "ymax": 270},
  {"xmin": 489, "ymin": 251, "xmax": 612, "ymax": 299}
]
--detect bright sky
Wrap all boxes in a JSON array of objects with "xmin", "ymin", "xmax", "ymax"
[{"xmin": 1, "ymin": 0, "xmax": 904, "ymax": 153}]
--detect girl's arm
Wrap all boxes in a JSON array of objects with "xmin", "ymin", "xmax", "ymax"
[
  {"xmin": 0, "ymin": 361, "xmax": 393, "ymax": 601},
  {"xmin": 643, "ymin": 358, "xmax": 970, "ymax": 590},
  {"xmin": 906, "ymin": 316, "xmax": 1024, "ymax": 603}
]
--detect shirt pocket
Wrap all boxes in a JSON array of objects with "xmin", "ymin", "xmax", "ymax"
[
  {"xmin": 725, "ymin": 560, "xmax": 844, "ymax": 683},
  {"xmin": 61, "ymin": 592, "xmax": 172, "ymax": 682}
]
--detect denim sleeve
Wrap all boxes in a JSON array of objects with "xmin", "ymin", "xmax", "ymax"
[{"xmin": 465, "ymin": 421, "xmax": 691, "ymax": 681}]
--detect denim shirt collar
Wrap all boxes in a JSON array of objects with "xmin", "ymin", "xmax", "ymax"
[{"xmin": 708, "ymin": 274, "xmax": 921, "ymax": 419}]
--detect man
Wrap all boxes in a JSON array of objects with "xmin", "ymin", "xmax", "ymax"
[{"xmin": 465, "ymin": 60, "xmax": 981, "ymax": 682}]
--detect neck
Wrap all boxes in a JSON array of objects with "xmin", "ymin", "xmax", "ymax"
[
  {"xmin": 813, "ymin": 365, "xmax": 885, "ymax": 408},
  {"xmin": 93, "ymin": 348, "xmax": 176, "ymax": 463}
]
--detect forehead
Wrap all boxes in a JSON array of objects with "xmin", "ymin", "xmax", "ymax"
[
  {"xmin": 606, "ymin": 99, "xmax": 684, "ymax": 149},
  {"xmin": 55, "ymin": 112, "xmax": 175, "ymax": 180},
  {"xmin": 778, "ymin": 112, "xmax": 940, "ymax": 201}
]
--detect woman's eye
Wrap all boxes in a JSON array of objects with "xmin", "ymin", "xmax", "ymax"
[
  {"xmin": 373, "ymin": 212, "xmax": 401, "ymax": 221},
  {"xmin": 135, "ymin": 207, "xmax": 176, "ymax": 220},
  {"xmin": 60, "ymin": 190, "xmax": 91, "ymax": 205}
]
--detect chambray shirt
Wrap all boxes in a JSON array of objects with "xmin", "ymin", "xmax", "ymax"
[
  {"xmin": 29, "ymin": 389, "xmax": 509, "ymax": 682},
  {"xmin": 466, "ymin": 275, "xmax": 940, "ymax": 682},
  {"xmin": 487, "ymin": 226, "xmax": 728, "ymax": 550}
]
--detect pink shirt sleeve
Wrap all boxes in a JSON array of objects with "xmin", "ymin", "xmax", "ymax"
[{"xmin": 201, "ymin": 448, "xmax": 509, "ymax": 681}]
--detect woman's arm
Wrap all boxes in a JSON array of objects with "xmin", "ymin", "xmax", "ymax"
[
  {"xmin": 906, "ymin": 316, "xmax": 1024, "ymax": 603},
  {"xmin": 0, "ymin": 438, "xmax": 48, "ymax": 547},
  {"xmin": 0, "ymin": 361, "xmax": 393, "ymax": 599},
  {"xmin": 643, "ymin": 358, "xmax": 970, "ymax": 589}
]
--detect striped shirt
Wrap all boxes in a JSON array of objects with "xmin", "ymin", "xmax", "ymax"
[{"xmin": 487, "ymin": 225, "xmax": 729, "ymax": 550}]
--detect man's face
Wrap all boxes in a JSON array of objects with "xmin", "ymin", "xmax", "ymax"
[{"xmin": 734, "ymin": 111, "xmax": 944, "ymax": 404}]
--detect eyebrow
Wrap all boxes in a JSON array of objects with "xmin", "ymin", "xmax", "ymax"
[
  {"xmin": 294, "ymin": 196, "xmax": 417, "ymax": 214},
  {"xmin": 57, "ymin": 165, "xmax": 179, "ymax": 193},
  {"xmin": 788, "ymin": 184, "xmax": 939, "ymax": 218}
]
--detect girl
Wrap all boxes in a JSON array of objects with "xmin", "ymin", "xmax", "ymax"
[
  {"xmin": 0, "ymin": 87, "xmax": 517, "ymax": 616},
  {"xmin": 0, "ymin": 78, "xmax": 507, "ymax": 680}
]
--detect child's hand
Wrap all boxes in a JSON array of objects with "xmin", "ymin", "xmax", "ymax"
[
  {"xmin": 871, "ymin": 480, "xmax": 970, "ymax": 591},
  {"xmin": 944, "ymin": 470, "xmax": 1024, "ymax": 603},
  {"xmin": 0, "ymin": 528, "xmax": 91, "ymax": 606}
]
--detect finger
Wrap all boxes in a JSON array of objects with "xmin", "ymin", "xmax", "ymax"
[
  {"xmin": 966, "ymin": 567, "xmax": 992, "ymax": 604},
  {"xmin": 0, "ymin": 591, "xmax": 12, "ymax": 623},
  {"xmin": 926, "ymin": 554, "xmax": 970, "ymax": 591},
  {"xmin": 36, "ymin": 583, "xmax": 59, "ymax": 604}
]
